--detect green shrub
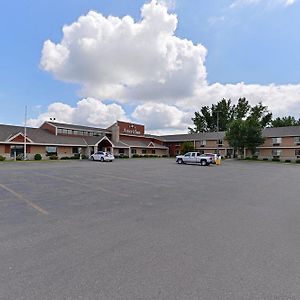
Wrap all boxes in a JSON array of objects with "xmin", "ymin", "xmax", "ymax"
[
  {"xmin": 252, "ymin": 156, "xmax": 258, "ymax": 160},
  {"xmin": 285, "ymin": 159, "xmax": 291, "ymax": 163},
  {"xmin": 16, "ymin": 154, "xmax": 23, "ymax": 161},
  {"xmin": 34, "ymin": 154, "xmax": 42, "ymax": 160},
  {"xmin": 263, "ymin": 158, "xmax": 269, "ymax": 161},
  {"xmin": 81, "ymin": 154, "xmax": 87, "ymax": 159},
  {"xmin": 117, "ymin": 155, "xmax": 129, "ymax": 159},
  {"xmin": 245, "ymin": 157, "xmax": 251, "ymax": 160},
  {"xmin": 60, "ymin": 156, "xmax": 70, "ymax": 160},
  {"xmin": 162, "ymin": 155, "xmax": 168, "ymax": 158},
  {"xmin": 0, "ymin": 155, "xmax": 6, "ymax": 161},
  {"xmin": 296, "ymin": 159, "xmax": 300, "ymax": 164},
  {"xmin": 272, "ymin": 157, "xmax": 280, "ymax": 162},
  {"xmin": 49, "ymin": 155, "xmax": 58, "ymax": 160},
  {"xmin": 132, "ymin": 154, "xmax": 140, "ymax": 158}
]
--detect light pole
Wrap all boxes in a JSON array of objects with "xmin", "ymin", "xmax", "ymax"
[
  {"xmin": 24, "ymin": 105, "xmax": 27, "ymax": 160},
  {"xmin": 216, "ymin": 111, "xmax": 220, "ymax": 155}
]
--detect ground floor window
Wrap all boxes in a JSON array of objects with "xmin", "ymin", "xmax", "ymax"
[
  {"xmin": 10, "ymin": 145, "xmax": 24, "ymax": 157},
  {"xmin": 152, "ymin": 149, "xmax": 156, "ymax": 154},
  {"xmin": 46, "ymin": 146, "xmax": 57, "ymax": 156},
  {"xmin": 131, "ymin": 148, "xmax": 137, "ymax": 154},
  {"xmin": 72, "ymin": 147, "xmax": 79, "ymax": 154},
  {"xmin": 142, "ymin": 149, "xmax": 147, "ymax": 154},
  {"xmin": 119, "ymin": 148, "xmax": 125, "ymax": 154},
  {"xmin": 295, "ymin": 149, "xmax": 300, "ymax": 157},
  {"xmin": 272, "ymin": 149, "xmax": 281, "ymax": 157}
]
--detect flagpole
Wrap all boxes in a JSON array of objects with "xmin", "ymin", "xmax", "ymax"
[{"xmin": 24, "ymin": 105, "xmax": 27, "ymax": 160}]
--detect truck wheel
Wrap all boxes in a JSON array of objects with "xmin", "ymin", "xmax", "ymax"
[
  {"xmin": 200, "ymin": 159, "xmax": 207, "ymax": 166},
  {"xmin": 177, "ymin": 158, "xmax": 183, "ymax": 164}
]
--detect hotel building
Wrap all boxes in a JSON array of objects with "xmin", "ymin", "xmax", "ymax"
[{"xmin": 1, "ymin": 121, "xmax": 300, "ymax": 161}]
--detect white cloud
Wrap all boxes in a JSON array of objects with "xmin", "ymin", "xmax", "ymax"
[
  {"xmin": 27, "ymin": 98, "xmax": 128, "ymax": 128},
  {"xmin": 40, "ymin": 0, "xmax": 207, "ymax": 103},
  {"xmin": 36, "ymin": 0, "xmax": 300, "ymax": 133},
  {"xmin": 132, "ymin": 103, "xmax": 191, "ymax": 132},
  {"xmin": 230, "ymin": 0, "xmax": 296, "ymax": 8}
]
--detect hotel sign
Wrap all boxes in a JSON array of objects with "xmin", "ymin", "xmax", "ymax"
[{"xmin": 123, "ymin": 124, "xmax": 141, "ymax": 135}]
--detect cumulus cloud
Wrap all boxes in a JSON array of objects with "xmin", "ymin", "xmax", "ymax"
[
  {"xmin": 40, "ymin": 0, "xmax": 207, "ymax": 103},
  {"xmin": 35, "ymin": 0, "xmax": 300, "ymax": 133},
  {"xmin": 27, "ymin": 98, "xmax": 128, "ymax": 128},
  {"xmin": 132, "ymin": 103, "xmax": 191, "ymax": 132}
]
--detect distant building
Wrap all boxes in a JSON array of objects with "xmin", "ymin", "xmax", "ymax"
[
  {"xmin": 0, "ymin": 121, "xmax": 168, "ymax": 159},
  {"xmin": 1, "ymin": 121, "xmax": 300, "ymax": 161}
]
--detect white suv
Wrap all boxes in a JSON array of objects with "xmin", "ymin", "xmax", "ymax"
[{"xmin": 90, "ymin": 151, "xmax": 114, "ymax": 162}]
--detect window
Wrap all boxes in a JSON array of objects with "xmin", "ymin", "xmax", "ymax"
[
  {"xmin": 191, "ymin": 153, "xmax": 196, "ymax": 157},
  {"xmin": 272, "ymin": 149, "xmax": 281, "ymax": 157},
  {"xmin": 200, "ymin": 140, "xmax": 206, "ymax": 147},
  {"xmin": 72, "ymin": 147, "xmax": 79, "ymax": 154},
  {"xmin": 152, "ymin": 149, "xmax": 156, "ymax": 154},
  {"xmin": 184, "ymin": 153, "xmax": 190, "ymax": 157},
  {"xmin": 119, "ymin": 148, "xmax": 125, "ymax": 154},
  {"xmin": 142, "ymin": 149, "xmax": 147, "ymax": 154},
  {"xmin": 217, "ymin": 139, "xmax": 223, "ymax": 145},
  {"xmin": 46, "ymin": 146, "xmax": 57, "ymax": 156},
  {"xmin": 295, "ymin": 149, "xmax": 300, "ymax": 157},
  {"xmin": 10, "ymin": 145, "xmax": 24, "ymax": 157},
  {"xmin": 295, "ymin": 137, "xmax": 300, "ymax": 145},
  {"xmin": 62, "ymin": 129, "xmax": 68, "ymax": 135},
  {"xmin": 57, "ymin": 128, "xmax": 63, "ymax": 134},
  {"xmin": 131, "ymin": 149, "xmax": 137, "ymax": 154},
  {"xmin": 272, "ymin": 137, "xmax": 282, "ymax": 145}
]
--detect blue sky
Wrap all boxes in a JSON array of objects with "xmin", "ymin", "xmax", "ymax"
[{"xmin": 0, "ymin": 0, "xmax": 299, "ymax": 133}]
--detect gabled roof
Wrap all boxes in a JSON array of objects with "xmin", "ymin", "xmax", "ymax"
[
  {"xmin": 6, "ymin": 132, "xmax": 34, "ymax": 143},
  {"xmin": 0, "ymin": 124, "xmax": 103, "ymax": 146},
  {"xmin": 262, "ymin": 126, "xmax": 300, "ymax": 137},
  {"xmin": 160, "ymin": 131, "xmax": 226, "ymax": 142},
  {"xmin": 46, "ymin": 121, "xmax": 111, "ymax": 133},
  {"xmin": 120, "ymin": 139, "xmax": 168, "ymax": 149},
  {"xmin": 113, "ymin": 140, "xmax": 130, "ymax": 148}
]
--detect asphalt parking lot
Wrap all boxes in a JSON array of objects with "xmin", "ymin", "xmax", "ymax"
[{"xmin": 1, "ymin": 158, "xmax": 300, "ymax": 299}]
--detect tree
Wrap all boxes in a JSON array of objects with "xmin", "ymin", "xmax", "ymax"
[
  {"xmin": 189, "ymin": 99, "xmax": 235, "ymax": 133},
  {"xmin": 225, "ymin": 118, "xmax": 265, "ymax": 156},
  {"xmin": 180, "ymin": 141, "xmax": 194, "ymax": 154},
  {"xmin": 233, "ymin": 97, "xmax": 251, "ymax": 119},
  {"xmin": 225, "ymin": 119, "xmax": 247, "ymax": 154},
  {"xmin": 247, "ymin": 102, "xmax": 272, "ymax": 128},
  {"xmin": 271, "ymin": 116, "xmax": 300, "ymax": 127},
  {"xmin": 244, "ymin": 119, "xmax": 265, "ymax": 154}
]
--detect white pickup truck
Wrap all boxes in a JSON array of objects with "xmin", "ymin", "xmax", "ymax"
[{"xmin": 176, "ymin": 152, "xmax": 213, "ymax": 166}]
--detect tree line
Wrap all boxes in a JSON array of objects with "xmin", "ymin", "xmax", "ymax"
[{"xmin": 189, "ymin": 98, "xmax": 300, "ymax": 156}]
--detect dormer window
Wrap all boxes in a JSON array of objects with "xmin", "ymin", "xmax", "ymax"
[{"xmin": 294, "ymin": 137, "xmax": 300, "ymax": 145}]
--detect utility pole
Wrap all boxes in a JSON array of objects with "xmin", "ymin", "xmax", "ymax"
[
  {"xmin": 216, "ymin": 111, "xmax": 220, "ymax": 155},
  {"xmin": 24, "ymin": 105, "xmax": 27, "ymax": 160}
]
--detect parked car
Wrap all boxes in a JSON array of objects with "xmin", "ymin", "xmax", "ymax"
[
  {"xmin": 90, "ymin": 151, "xmax": 114, "ymax": 162},
  {"xmin": 176, "ymin": 152, "xmax": 213, "ymax": 166}
]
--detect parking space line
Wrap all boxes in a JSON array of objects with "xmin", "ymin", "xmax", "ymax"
[
  {"xmin": 93, "ymin": 173, "xmax": 170, "ymax": 188},
  {"xmin": 32, "ymin": 172, "xmax": 129, "ymax": 198},
  {"xmin": 0, "ymin": 183, "xmax": 49, "ymax": 215}
]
